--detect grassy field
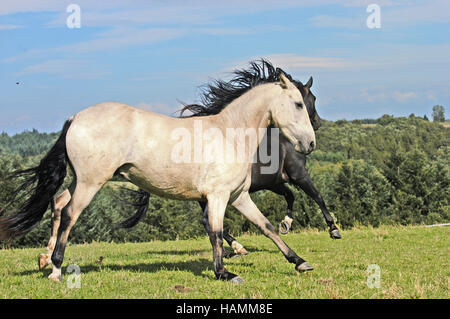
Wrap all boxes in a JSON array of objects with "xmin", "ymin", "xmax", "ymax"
[{"xmin": 0, "ymin": 225, "xmax": 448, "ymax": 299}]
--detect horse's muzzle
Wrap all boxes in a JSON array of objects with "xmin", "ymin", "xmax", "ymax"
[{"xmin": 296, "ymin": 140, "xmax": 315, "ymax": 155}]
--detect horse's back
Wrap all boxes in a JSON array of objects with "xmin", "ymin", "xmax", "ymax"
[
  {"xmin": 65, "ymin": 102, "xmax": 160, "ymax": 181},
  {"xmin": 63, "ymin": 102, "xmax": 250, "ymax": 200}
]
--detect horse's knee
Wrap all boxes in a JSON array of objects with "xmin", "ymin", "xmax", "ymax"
[
  {"xmin": 212, "ymin": 231, "xmax": 224, "ymax": 246},
  {"xmin": 258, "ymin": 222, "xmax": 278, "ymax": 238}
]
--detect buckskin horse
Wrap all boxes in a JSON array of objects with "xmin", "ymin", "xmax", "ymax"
[
  {"xmin": 0, "ymin": 71, "xmax": 315, "ymax": 283},
  {"xmin": 107, "ymin": 60, "xmax": 341, "ymax": 256}
]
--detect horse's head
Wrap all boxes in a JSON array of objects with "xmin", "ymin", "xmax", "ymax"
[
  {"xmin": 296, "ymin": 77, "xmax": 321, "ymax": 131},
  {"xmin": 270, "ymin": 73, "xmax": 316, "ymax": 155}
]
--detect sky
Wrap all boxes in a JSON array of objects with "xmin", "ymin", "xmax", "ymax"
[{"xmin": 0, "ymin": 0, "xmax": 449, "ymax": 134}]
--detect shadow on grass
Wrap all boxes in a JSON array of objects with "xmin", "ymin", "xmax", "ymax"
[
  {"xmin": 143, "ymin": 246, "xmax": 275, "ymax": 258},
  {"xmin": 16, "ymin": 258, "xmax": 255, "ymax": 279},
  {"xmin": 244, "ymin": 246, "xmax": 278, "ymax": 254},
  {"xmin": 145, "ymin": 249, "xmax": 209, "ymax": 256},
  {"xmin": 142, "ymin": 245, "xmax": 276, "ymax": 259}
]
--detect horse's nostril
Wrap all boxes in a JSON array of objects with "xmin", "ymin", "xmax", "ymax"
[{"xmin": 310, "ymin": 141, "xmax": 315, "ymax": 149}]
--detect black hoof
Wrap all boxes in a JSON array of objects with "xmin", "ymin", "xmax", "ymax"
[
  {"xmin": 296, "ymin": 261, "xmax": 314, "ymax": 273},
  {"xmin": 329, "ymin": 229, "xmax": 342, "ymax": 239},
  {"xmin": 279, "ymin": 221, "xmax": 290, "ymax": 235}
]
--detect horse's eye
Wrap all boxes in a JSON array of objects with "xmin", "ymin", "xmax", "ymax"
[{"xmin": 295, "ymin": 102, "xmax": 304, "ymax": 109}]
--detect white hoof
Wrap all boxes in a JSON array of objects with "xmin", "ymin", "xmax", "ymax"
[
  {"xmin": 48, "ymin": 273, "xmax": 62, "ymax": 282},
  {"xmin": 48, "ymin": 267, "xmax": 62, "ymax": 282},
  {"xmin": 231, "ymin": 241, "xmax": 248, "ymax": 255},
  {"xmin": 279, "ymin": 216, "xmax": 293, "ymax": 234}
]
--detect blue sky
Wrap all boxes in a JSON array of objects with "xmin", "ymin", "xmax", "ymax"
[{"xmin": 0, "ymin": 0, "xmax": 449, "ymax": 134}]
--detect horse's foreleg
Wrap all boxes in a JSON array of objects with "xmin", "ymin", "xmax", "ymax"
[
  {"xmin": 292, "ymin": 168, "xmax": 341, "ymax": 239},
  {"xmin": 49, "ymin": 182, "xmax": 101, "ymax": 282},
  {"xmin": 38, "ymin": 189, "xmax": 71, "ymax": 270},
  {"xmin": 232, "ymin": 192, "xmax": 313, "ymax": 273},
  {"xmin": 203, "ymin": 195, "xmax": 243, "ymax": 283},
  {"xmin": 271, "ymin": 184, "xmax": 295, "ymax": 234}
]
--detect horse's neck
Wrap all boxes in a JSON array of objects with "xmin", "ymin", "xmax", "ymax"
[{"xmin": 217, "ymin": 84, "xmax": 274, "ymax": 129}]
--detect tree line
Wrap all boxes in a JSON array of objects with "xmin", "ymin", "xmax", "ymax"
[{"xmin": 0, "ymin": 113, "xmax": 448, "ymax": 248}]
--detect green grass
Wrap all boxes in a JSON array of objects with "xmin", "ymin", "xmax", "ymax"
[{"xmin": 0, "ymin": 225, "xmax": 448, "ymax": 299}]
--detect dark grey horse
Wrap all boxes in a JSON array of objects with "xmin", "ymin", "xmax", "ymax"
[{"xmin": 118, "ymin": 60, "xmax": 341, "ymax": 255}]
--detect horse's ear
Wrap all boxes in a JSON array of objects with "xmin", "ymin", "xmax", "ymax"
[
  {"xmin": 305, "ymin": 76, "xmax": 313, "ymax": 88},
  {"xmin": 279, "ymin": 73, "xmax": 292, "ymax": 89}
]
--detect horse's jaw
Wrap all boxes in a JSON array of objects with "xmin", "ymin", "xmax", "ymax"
[{"xmin": 279, "ymin": 128, "xmax": 302, "ymax": 153}]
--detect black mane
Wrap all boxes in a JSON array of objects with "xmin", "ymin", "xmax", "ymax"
[{"xmin": 180, "ymin": 59, "xmax": 302, "ymax": 117}]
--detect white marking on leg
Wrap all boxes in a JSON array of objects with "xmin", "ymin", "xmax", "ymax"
[{"xmin": 48, "ymin": 266, "xmax": 62, "ymax": 282}]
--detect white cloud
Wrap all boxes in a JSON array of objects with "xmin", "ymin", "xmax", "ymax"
[
  {"xmin": 63, "ymin": 27, "xmax": 186, "ymax": 53},
  {"xmin": 46, "ymin": 6, "xmax": 221, "ymax": 28},
  {"xmin": 349, "ymin": 88, "xmax": 418, "ymax": 104},
  {"xmin": 0, "ymin": 1, "xmax": 342, "ymax": 17},
  {"xmin": 309, "ymin": 0, "xmax": 450, "ymax": 29},
  {"xmin": 381, "ymin": 1, "xmax": 450, "ymax": 27},
  {"xmin": 266, "ymin": 54, "xmax": 354, "ymax": 70},
  {"xmin": 3, "ymin": 27, "xmax": 187, "ymax": 63},
  {"xmin": 359, "ymin": 88, "xmax": 388, "ymax": 103},
  {"xmin": 308, "ymin": 15, "xmax": 364, "ymax": 29},
  {"xmin": 0, "ymin": 24, "xmax": 23, "ymax": 30},
  {"xmin": 226, "ymin": 54, "xmax": 357, "ymax": 75},
  {"xmin": 0, "ymin": 0, "xmax": 63, "ymax": 15},
  {"xmin": 393, "ymin": 91, "xmax": 417, "ymax": 103},
  {"xmin": 16, "ymin": 59, "xmax": 109, "ymax": 79},
  {"xmin": 3, "ymin": 22, "xmax": 262, "ymax": 64}
]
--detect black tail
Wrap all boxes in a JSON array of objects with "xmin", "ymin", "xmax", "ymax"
[
  {"xmin": 117, "ymin": 188, "xmax": 150, "ymax": 228},
  {"xmin": 0, "ymin": 120, "xmax": 72, "ymax": 240}
]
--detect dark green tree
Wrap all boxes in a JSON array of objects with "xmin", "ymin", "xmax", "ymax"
[{"xmin": 432, "ymin": 105, "xmax": 445, "ymax": 122}]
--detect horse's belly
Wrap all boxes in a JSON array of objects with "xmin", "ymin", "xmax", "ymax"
[
  {"xmin": 122, "ymin": 165, "xmax": 203, "ymax": 200},
  {"xmin": 122, "ymin": 162, "xmax": 249, "ymax": 201}
]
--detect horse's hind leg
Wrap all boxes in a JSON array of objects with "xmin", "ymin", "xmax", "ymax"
[
  {"xmin": 48, "ymin": 181, "xmax": 103, "ymax": 282},
  {"xmin": 223, "ymin": 230, "xmax": 248, "ymax": 256},
  {"xmin": 38, "ymin": 189, "xmax": 71, "ymax": 270},
  {"xmin": 232, "ymin": 192, "xmax": 313, "ymax": 273},
  {"xmin": 199, "ymin": 201, "xmax": 248, "ymax": 257}
]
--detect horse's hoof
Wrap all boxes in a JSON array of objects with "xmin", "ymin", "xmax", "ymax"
[
  {"xmin": 38, "ymin": 254, "xmax": 50, "ymax": 271},
  {"xmin": 296, "ymin": 262, "xmax": 314, "ymax": 273},
  {"xmin": 230, "ymin": 276, "xmax": 245, "ymax": 284},
  {"xmin": 330, "ymin": 229, "xmax": 342, "ymax": 239},
  {"xmin": 235, "ymin": 247, "xmax": 249, "ymax": 255},
  {"xmin": 48, "ymin": 273, "xmax": 62, "ymax": 283},
  {"xmin": 279, "ymin": 221, "xmax": 290, "ymax": 235}
]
